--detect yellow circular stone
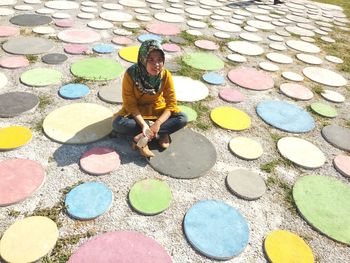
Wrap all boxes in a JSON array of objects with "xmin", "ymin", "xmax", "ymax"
[
  {"xmin": 264, "ymin": 230, "xmax": 314, "ymax": 263},
  {"xmin": 210, "ymin": 106, "xmax": 251, "ymax": 130},
  {"xmin": 229, "ymin": 136, "xmax": 263, "ymax": 160},
  {"xmin": 118, "ymin": 45, "xmax": 139, "ymax": 63},
  {"xmin": 0, "ymin": 126, "xmax": 32, "ymax": 150},
  {"xmin": 0, "ymin": 216, "xmax": 59, "ymax": 263}
]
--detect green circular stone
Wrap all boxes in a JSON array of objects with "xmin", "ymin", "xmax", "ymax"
[
  {"xmin": 129, "ymin": 179, "xmax": 172, "ymax": 215},
  {"xmin": 71, "ymin": 58, "xmax": 124, "ymax": 81},
  {"xmin": 20, "ymin": 68, "xmax": 62, "ymax": 86},
  {"xmin": 310, "ymin": 102, "xmax": 337, "ymax": 118},
  {"xmin": 183, "ymin": 52, "xmax": 224, "ymax": 71},
  {"xmin": 293, "ymin": 175, "xmax": 350, "ymax": 244},
  {"xmin": 178, "ymin": 105, "xmax": 197, "ymax": 122}
]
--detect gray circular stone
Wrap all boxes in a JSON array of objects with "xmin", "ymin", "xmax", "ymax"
[
  {"xmin": 226, "ymin": 169, "xmax": 266, "ymax": 200},
  {"xmin": 322, "ymin": 125, "xmax": 350, "ymax": 152},
  {"xmin": 42, "ymin": 53, "xmax": 68, "ymax": 64},
  {"xmin": 148, "ymin": 129, "xmax": 217, "ymax": 179},
  {"xmin": 0, "ymin": 92, "xmax": 39, "ymax": 117},
  {"xmin": 169, "ymin": 36, "xmax": 187, "ymax": 44},
  {"xmin": 98, "ymin": 86, "xmax": 122, "ymax": 104},
  {"xmin": 166, "ymin": 61, "xmax": 181, "ymax": 73},
  {"xmin": 3, "ymin": 37, "xmax": 54, "ymax": 55},
  {"xmin": 10, "ymin": 14, "xmax": 52, "ymax": 26}
]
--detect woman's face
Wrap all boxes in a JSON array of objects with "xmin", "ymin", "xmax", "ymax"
[{"xmin": 146, "ymin": 50, "xmax": 164, "ymax": 76}]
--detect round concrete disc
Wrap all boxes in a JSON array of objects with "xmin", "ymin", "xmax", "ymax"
[
  {"xmin": 227, "ymin": 54, "xmax": 246, "ymax": 63},
  {"xmin": 210, "ymin": 106, "xmax": 251, "ymax": 131},
  {"xmin": 195, "ymin": 40, "xmax": 219, "ymax": 50},
  {"xmin": 212, "ymin": 21, "xmax": 241, "ymax": 32},
  {"xmin": 59, "ymin": 83, "xmax": 90, "ymax": 99},
  {"xmin": 285, "ymin": 26, "xmax": 315, "ymax": 37},
  {"xmin": 10, "ymin": 14, "xmax": 52, "ymax": 26},
  {"xmin": 321, "ymin": 125, "xmax": 350, "ymax": 152},
  {"xmin": 146, "ymin": 22, "xmax": 180, "ymax": 35},
  {"xmin": 67, "ymin": 231, "xmax": 172, "ymax": 262},
  {"xmin": 266, "ymin": 53, "xmax": 293, "ymax": 64},
  {"xmin": 43, "ymin": 103, "xmax": 113, "ymax": 144},
  {"xmin": 0, "ymin": 26, "xmax": 19, "ymax": 37},
  {"xmin": 239, "ymin": 32, "xmax": 262, "ymax": 42},
  {"xmin": 229, "ymin": 137, "xmax": 263, "ymax": 160},
  {"xmin": 98, "ymin": 85, "xmax": 122, "ymax": 104},
  {"xmin": 185, "ymin": 6, "xmax": 211, "ymax": 16},
  {"xmin": 162, "ymin": 43, "xmax": 181, "ymax": 52},
  {"xmin": 100, "ymin": 11, "xmax": 133, "ymax": 22},
  {"xmin": 321, "ymin": 90, "xmax": 345, "ymax": 103},
  {"xmin": 173, "ymin": 76, "xmax": 209, "ymax": 102},
  {"xmin": 0, "ymin": 92, "xmax": 39, "ymax": 117},
  {"xmin": 178, "ymin": 105, "xmax": 197, "ymax": 122},
  {"xmin": 219, "ymin": 88, "xmax": 245, "ymax": 103},
  {"xmin": 88, "ymin": 20, "xmax": 113, "ymax": 30},
  {"xmin": 280, "ymin": 83, "xmax": 313, "ymax": 100},
  {"xmin": 64, "ymin": 44, "xmax": 88, "ymax": 55},
  {"xmin": 112, "ymin": 36, "xmax": 133, "ymax": 45},
  {"xmin": 20, "ymin": 68, "xmax": 62, "ymax": 87},
  {"xmin": 325, "ymin": 55, "xmax": 343, "ymax": 64},
  {"xmin": 42, "ymin": 53, "xmax": 67, "ymax": 64},
  {"xmin": 228, "ymin": 68, "xmax": 274, "ymax": 91},
  {"xmin": 77, "ymin": 12, "xmax": 95, "ymax": 19},
  {"xmin": 228, "ymin": 41, "xmax": 264, "ymax": 56},
  {"xmin": 226, "ymin": 169, "xmax": 266, "ymax": 200},
  {"xmin": 0, "ymin": 56, "xmax": 29, "ymax": 69},
  {"xmin": 58, "ymin": 29, "xmax": 101, "ymax": 44},
  {"xmin": 278, "ymin": 137, "xmax": 325, "ymax": 169},
  {"xmin": 303, "ymin": 67, "xmax": 347, "ymax": 87},
  {"xmin": 184, "ymin": 200, "xmax": 249, "ymax": 260},
  {"xmin": 334, "ymin": 155, "xmax": 350, "ymax": 177},
  {"xmin": 296, "ymin": 53, "xmax": 323, "ymax": 65},
  {"xmin": 129, "ymin": 178, "xmax": 172, "ymax": 215},
  {"xmin": 282, "ymin": 71, "xmax": 304, "ymax": 82},
  {"xmin": 65, "ymin": 182, "xmax": 113, "ymax": 220},
  {"xmin": 138, "ymin": 33, "xmax": 162, "ymax": 43},
  {"xmin": 80, "ymin": 147, "xmax": 120, "ymax": 175},
  {"xmin": 45, "ymin": 0, "xmax": 79, "ymax": 9},
  {"xmin": 310, "ymin": 102, "xmax": 337, "ymax": 118},
  {"xmin": 256, "ymin": 100, "xmax": 315, "ymax": 133},
  {"xmin": 3, "ymin": 37, "xmax": 54, "ymax": 55},
  {"xmin": 286, "ymin": 40, "xmax": 320, "ymax": 53},
  {"xmin": 148, "ymin": 129, "xmax": 216, "ymax": 179},
  {"xmin": 182, "ymin": 52, "xmax": 224, "ymax": 70},
  {"xmin": 154, "ymin": 12, "xmax": 184, "ymax": 22},
  {"xmin": 259, "ymin": 62, "xmax": 279, "ymax": 72},
  {"xmin": 55, "ymin": 18, "xmax": 74, "ymax": 28},
  {"xmin": 269, "ymin": 43, "xmax": 287, "ymax": 51},
  {"xmin": 0, "ymin": 126, "xmax": 32, "ymax": 150},
  {"xmin": 92, "ymin": 44, "xmax": 115, "ymax": 54},
  {"xmin": 0, "ymin": 159, "xmax": 45, "ymax": 206},
  {"xmin": 33, "ymin": 26, "xmax": 55, "ymax": 34},
  {"xmin": 119, "ymin": 46, "xmax": 139, "ymax": 63},
  {"xmin": 0, "ymin": 8, "xmax": 15, "ymax": 16},
  {"xmin": 202, "ymin": 72, "xmax": 224, "ymax": 85},
  {"xmin": 120, "ymin": 0, "xmax": 146, "ymax": 7},
  {"xmin": 0, "ymin": 72, "xmax": 7, "ymax": 89},
  {"xmin": 264, "ymin": 230, "xmax": 314, "ymax": 263},
  {"xmin": 247, "ymin": 20, "xmax": 275, "ymax": 30},
  {"xmin": 293, "ymin": 175, "xmax": 350, "ymax": 244},
  {"xmin": 71, "ymin": 58, "xmax": 123, "ymax": 81},
  {"xmin": 0, "ymin": 216, "xmax": 58, "ymax": 263}
]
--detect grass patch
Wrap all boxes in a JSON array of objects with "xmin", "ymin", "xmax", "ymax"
[
  {"xmin": 26, "ymin": 54, "xmax": 38, "ymax": 64},
  {"xmin": 179, "ymin": 31, "xmax": 200, "ymax": 45},
  {"xmin": 261, "ymin": 158, "xmax": 294, "ymax": 173},
  {"xmin": 181, "ymin": 97, "xmax": 214, "ymax": 131},
  {"xmin": 174, "ymin": 56, "xmax": 205, "ymax": 80},
  {"xmin": 311, "ymin": 85, "xmax": 324, "ymax": 95},
  {"xmin": 8, "ymin": 210, "xmax": 21, "ymax": 217},
  {"xmin": 270, "ymin": 132, "xmax": 283, "ymax": 143},
  {"xmin": 39, "ymin": 95, "xmax": 53, "ymax": 110},
  {"xmin": 345, "ymin": 120, "xmax": 350, "ymax": 128},
  {"xmin": 33, "ymin": 118, "xmax": 44, "ymax": 133},
  {"xmin": 71, "ymin": 76, "xmax": 88, "ymax": 84}
]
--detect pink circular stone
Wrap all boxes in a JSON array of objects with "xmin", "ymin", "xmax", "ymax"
[
  {"xmin": 80, "ymin": 147, "xmax": 120, "ymax": 175},
  {"xmin": 280, "ymin": 83, "xmax": 314, "ymax": 100},
  {"xmin": 0, "ymin": 159, "xmax": 45, "ymax": 206},
  {"xmin": 64, "ymin": 44, "xmax": 88, "ymax": 55},
  {"xmin": 195, "ymin": 40, "xmax": 219, "ymax": 50},
  {"xmin": 55, "ymin": 19, "xmax": 74, "ymax": 28},
  {"xmin": 68, "ymin": 231, "xmax": 172, "ymax": 263},
  {"xmin": 0, "ymin": 26, "xmax": 19, "ymax": 37},
  {"xmin": 58, "ymin": 29, "xmax": 101, "ymax": 44},
  {"xmin": 334, "ymin": 154, "xmax": 350, "ymax": 177},
  {"xmin": 228, "ymin": 68, "xmax": 274, "ymax": 90},
  {"xmin": 219, "ymin": 88, "xmax": 245, "ymax": 102},
  {"xmin": 162, "ymin": 43, "xmax": 181, "ymax": 52},
  {"xmin": 112, "ymin": 36, "xmax": 133, "ymax": 45},
  {"xmin": 146, "ymin": 23, "xmax": 180, "ymax": 36},
  {"xmin": 0, "ymin": 56, "xmax": 29, "ymax": 69}
]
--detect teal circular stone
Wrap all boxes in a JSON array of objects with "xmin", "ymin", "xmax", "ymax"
[
  {"xmin": 183, "ymin": 52, "xmax": 224, "ymax": 71},
  {"xmin": 71, "ymin": 58, "xmax": 124, "ymax": 81},
  {"xmin": 20, "ymin": 68, "xmax": 62, "ymax": 86},
  {"xmin": 293, "ymin": 175, "xmax": 350, "ymax": 244},
  {"xmin": 178, "ymin": 105, "xmax": 197, "ymax": 122},
  {"xmin": 310, "ymin": 102, "xmax": 337, "ymax": 118}
]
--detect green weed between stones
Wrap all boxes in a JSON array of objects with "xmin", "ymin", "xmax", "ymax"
[
  {"xmin": 345, "ymin": 120, "xmax": 350, "ymax": 128},
  {"xmin": 174, "ymin": 56, "xmax": 204, "ymax": 80},
  {"xmin": 39, "ymin": 95, "xmax": 53, "ymax": 110},
  {"xmin": 7, "ymin": 210, "xmax": 21, "ymax": 217},
  {"xmin": 311, "ymin": 85, "xmax": 324, "ymax": 95},
  {"xmin": 269, "ymin": 132, "xmax": 283, "ymax": 143},
  {"xmin": 179, "ymin": 31, "xmax": 199, "ymax": 45},
  {"xmin": 71, "ymin": 76, "xmax": 88, "ymax": 84},
  {"xmin": 182, "ymin": 96, "xmax": 214, "ymax": 131},
  {"xmin": 260, "ymin": 158, "xmax": 294, "ymax": 173},
  {"xmin": 26, "ymin": 54, "xmax": 38, "ymax": 64},
  {"xmin": 33, "ymin": 118, "xmax": 44, "ymax": 133}
]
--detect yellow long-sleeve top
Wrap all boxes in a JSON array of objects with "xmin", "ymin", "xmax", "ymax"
[{"xmin": 117, "ymin": 69, "xmax": 180, "ymax": 120}]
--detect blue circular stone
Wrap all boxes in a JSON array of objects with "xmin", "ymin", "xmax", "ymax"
[
  {"xmin": 256, "ymin": 100, "xmax": 315, "ymax": 133},
  {"xmin": 92, "ymin": 44, "xmax": 115, "ymax": 54},
  {"xmin": 59, "ymin": 83, "xmax": 90, "ymax": 99},
  {"xmin": 202, "ymin": 72, "xmax": 225, "ymax": 85},
  {"xmin": 138, "ymin": 34, "xmax": 162, "ymax": 43},
  {"xmin": 184, "ymin": 200, "xmax": 249, "ymax": 260},
  {"xmin": 65, "ymin": 182, "xmax": 113, "ymax": 220}
]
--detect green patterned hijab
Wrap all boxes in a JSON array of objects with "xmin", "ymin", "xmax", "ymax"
[{"xmin": 127, "ymin": 40, "xmax": 165, "ymax": 95}]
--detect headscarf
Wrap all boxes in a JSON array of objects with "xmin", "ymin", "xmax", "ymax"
[{"xmin": 126, "ymin": 40, "xmax": 165, "ymax": 95}]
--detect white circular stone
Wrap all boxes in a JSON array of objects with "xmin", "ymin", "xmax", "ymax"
[
  {"xmin": 266, "ymin": 53, "xmax": 293, "ymax": 64},
  {"xmin": 113, "ymin": 28, "xmax": 132, "ymax": 36},
  {"xmin": 246, "ymin": 7, "xmax": 269, "ymax": 15},
  {"xmin": 154, "ymin": 12, "xmax": 184, "ymax": 22},
  {"xmin": 297, "ymin": 23, "xmax": 316, "ymax": 30},
  {"xmin": 244, "ymin": 26, "xmax": 258, "ymax": 32},
  {"xmin": 102, "ymin": 3, "xmax": 123, "ymax": 10},
  {"xmin": 212, "ymin": 21, "xmax": 241, "ymax": 32},
  {"xmin": 296, "ymin": 53, "xmax": 323, "ymax": 65},
  {"xmin": 100, "ymin": 11, "xmax": 133, "ymax": 22},
  {"xmin": 269, "ymin": 43, "xmax": 287, "ymax": 51},
  {"xmin": 285, "ymin": 26, "xmax": 315, "ymax": 37},
  {"xmin": 119, "ymin": 0, "xmax": 146, "ymax": 8},
  {"xmin": 81, "ymin": 1, "xmax": 97, "ymax": 7},
  {"xmin": 247, "ymin": 20, "xmax": 275, "ymax": 30},
  {"xmin": 81, "ymin": 7, "xmax": 98, "ymax": 13},
  {"xmin": 228, "ymin": 41, "xmax": 264, "ymax": 56},
  {"xmin": 200, "ymin": 0, "xmax": 222, "ymax": 7},
  {"xmin": 239, "ymin": 32, "xmax": 262, "ymax": 42},
  {"xmin": 165, "ymin": 7, "xmax": 184, "ymax": 14},
  {"xmin": 259, "ymin": 61, "xmax": 279, "ymax": 72},
  {"xmin": 234, "ymin": 9, "xmax": 251, "ymax": 17},
  {"xmin": 32, "ymin": 26, "xmax": 55, "ymax": 34},
  {"xmin": 0, "ymin": 72, "xmax": 8, "ymax": 89},
  {"xmin": 276, "ymin": 30, "xmax": 291, "ymax": 37},
  {"xmin": 150, "ymin": 4, "xmax": 164, "ymax": 10},
  {"xmin": 122, "ymin": 22, "xmax": 139, "ymax": 29},
  {"xmin": 136, "ymin": 15, "xmax": 152, "ymax": 22},
  {"xmin": 267, "ymin": 34, "xmax": 283, "ymax": 42},
  {"xmin": 52, "ymin": 12, "xmax": 71, "ymax": 19},
  {"xmin": 255, "ymin": 15, "xmax": 272, "ymax": 22},
  {"xmin": 282, "ymin": 71, "xmax": 304, "ymax": 82},
  {"xmin": 173, "ymin": 76, "xmax": 209, "ymax": 102},
  {"xmin": 24, "ymin": 0, "xmax": 42, "ymax": 3},
  {"xmin": 36, "ymin": 8, "xmax": 54, "ymax": 14},
  {"xmin": 278, "ymin": 137, "xmax": 326, "ymax": 169},
  {"xmin": 286, "ymin": 40, "xmax": 321, "ymax": 53},
  {"xmin": 189, "ymin": 14, "xmax": 203, "ymax": 20},
  {"xmin": 77, "ymin": 12, "xmax": 95, "ymax": 19},
  {"xmin": 187, "ymin": 20, "xmax": 207, "ymax": 28},
  {"xmin": 0, "ymin": 8, "xmax": 15, "ymax": 16},
  {"xmin": 214, "ymin": 31, "xmax": 230, "ymax": 39},
  {"xmin": 321, "ymin": 90, "xmax": 345, "ymax": 103},
  {"xmin": 303, "ymin": 67, "xmax": 347, "ymax": 87},
  {"xmin": 185, "ymin": 6, "xmax": 211, "ymax": 16},
  {"xmin": 321, "ymin": 36, "xmax": 335, "ymax": 43},
  {"xmin": 229, "ymin": 18, "xmax": 244, "ymax": 25},
  {"xmin": 211, "ymin": 15, "xmax": 224, "ymax": 20},
  {"xmin": 14, "ymin": 5, "xmax": 33, "ymax": 11},
  {"xmin": 229, "ymin": 137, "xmax": 263, "ymax": 160},
  {"xmin": 325, "ymin": 55, "xmax": 343, "ymax": 64},
  {"xmin": 88, "ymin": 20, "xmax": 114, "ymax": 30},
  {"xmin": 300, "ymin": 36, "xmax": 315, "ymax": 43},
  {"xmin": 227, "ymin": 54, "xmax": 246, "ymax": 63},
  {"xmin": 45, "ymin": 0, "xmax": 79, "ymax": 10}
]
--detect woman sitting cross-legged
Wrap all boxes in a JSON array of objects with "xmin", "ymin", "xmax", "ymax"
[{"xmin": 113, "ymin": 40, "xmax": 188, "ymax": 157}]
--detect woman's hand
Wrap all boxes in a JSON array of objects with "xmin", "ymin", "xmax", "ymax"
[{"xmin": 150, "ymin": 120, "xmax": 161, "ymax": 136}]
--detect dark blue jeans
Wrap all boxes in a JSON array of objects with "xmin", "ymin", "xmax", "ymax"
[{"xmin": 113, "ymin": 112, "xmax": 188, "ymax": 136}]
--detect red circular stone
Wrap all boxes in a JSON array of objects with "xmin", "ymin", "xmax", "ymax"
[
  {"xmin": 227, "ymin": 68, "xmax": 274, "ymax": 90},
  {"xmin": 111, "ymin": 36, "xmax": 133, "ymax": 45},
  {"xmin": 0, "ymin": 159, "xmax": 45, "ymax": 206},
  {"xmin": 195, "ymin": 40, "xmax": 219, "ymax": 50},
  {"xmin": 334, "ymin": 154, "xmax": 350, "ymax": 177},
  {"xmin": 146, "ymin": 23, "xmax": 180, "ymax": 36},
  {"xmin": 64, "ymin": 44, "xmax": 88, "ymax": 55},
  {"xmin": 55, "ymin": 19, "xmax": 74, "ymax": 28},
  {"xmin": 162, "ymin": 43, "xmax": 181, "ymax": 52},
  {"xmin": 0, "ymin": 26, "xmax": 19, "ymax": 37},
  {"xmin": 0, "ymin": 56, "xmax": 29, "ymax": 69},
  {"xmin": 68, "ymin": 231, "xmax": 172, "ymax": 263},
  {"xmin": 80, "ymin": 147, "xmax": 120, "ymax": 175},
  {"xmin": 219, "ymin": 88, "xmax": 245, "ymax": 102},
  {"xmin": 280, "ymin": 83, "xmax": 313, "ymax": 100}
]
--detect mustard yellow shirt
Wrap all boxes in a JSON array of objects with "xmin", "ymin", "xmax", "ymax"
[{"xmin": 117, "ymin": 69, "xmax": 180, "ymax": 120}]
